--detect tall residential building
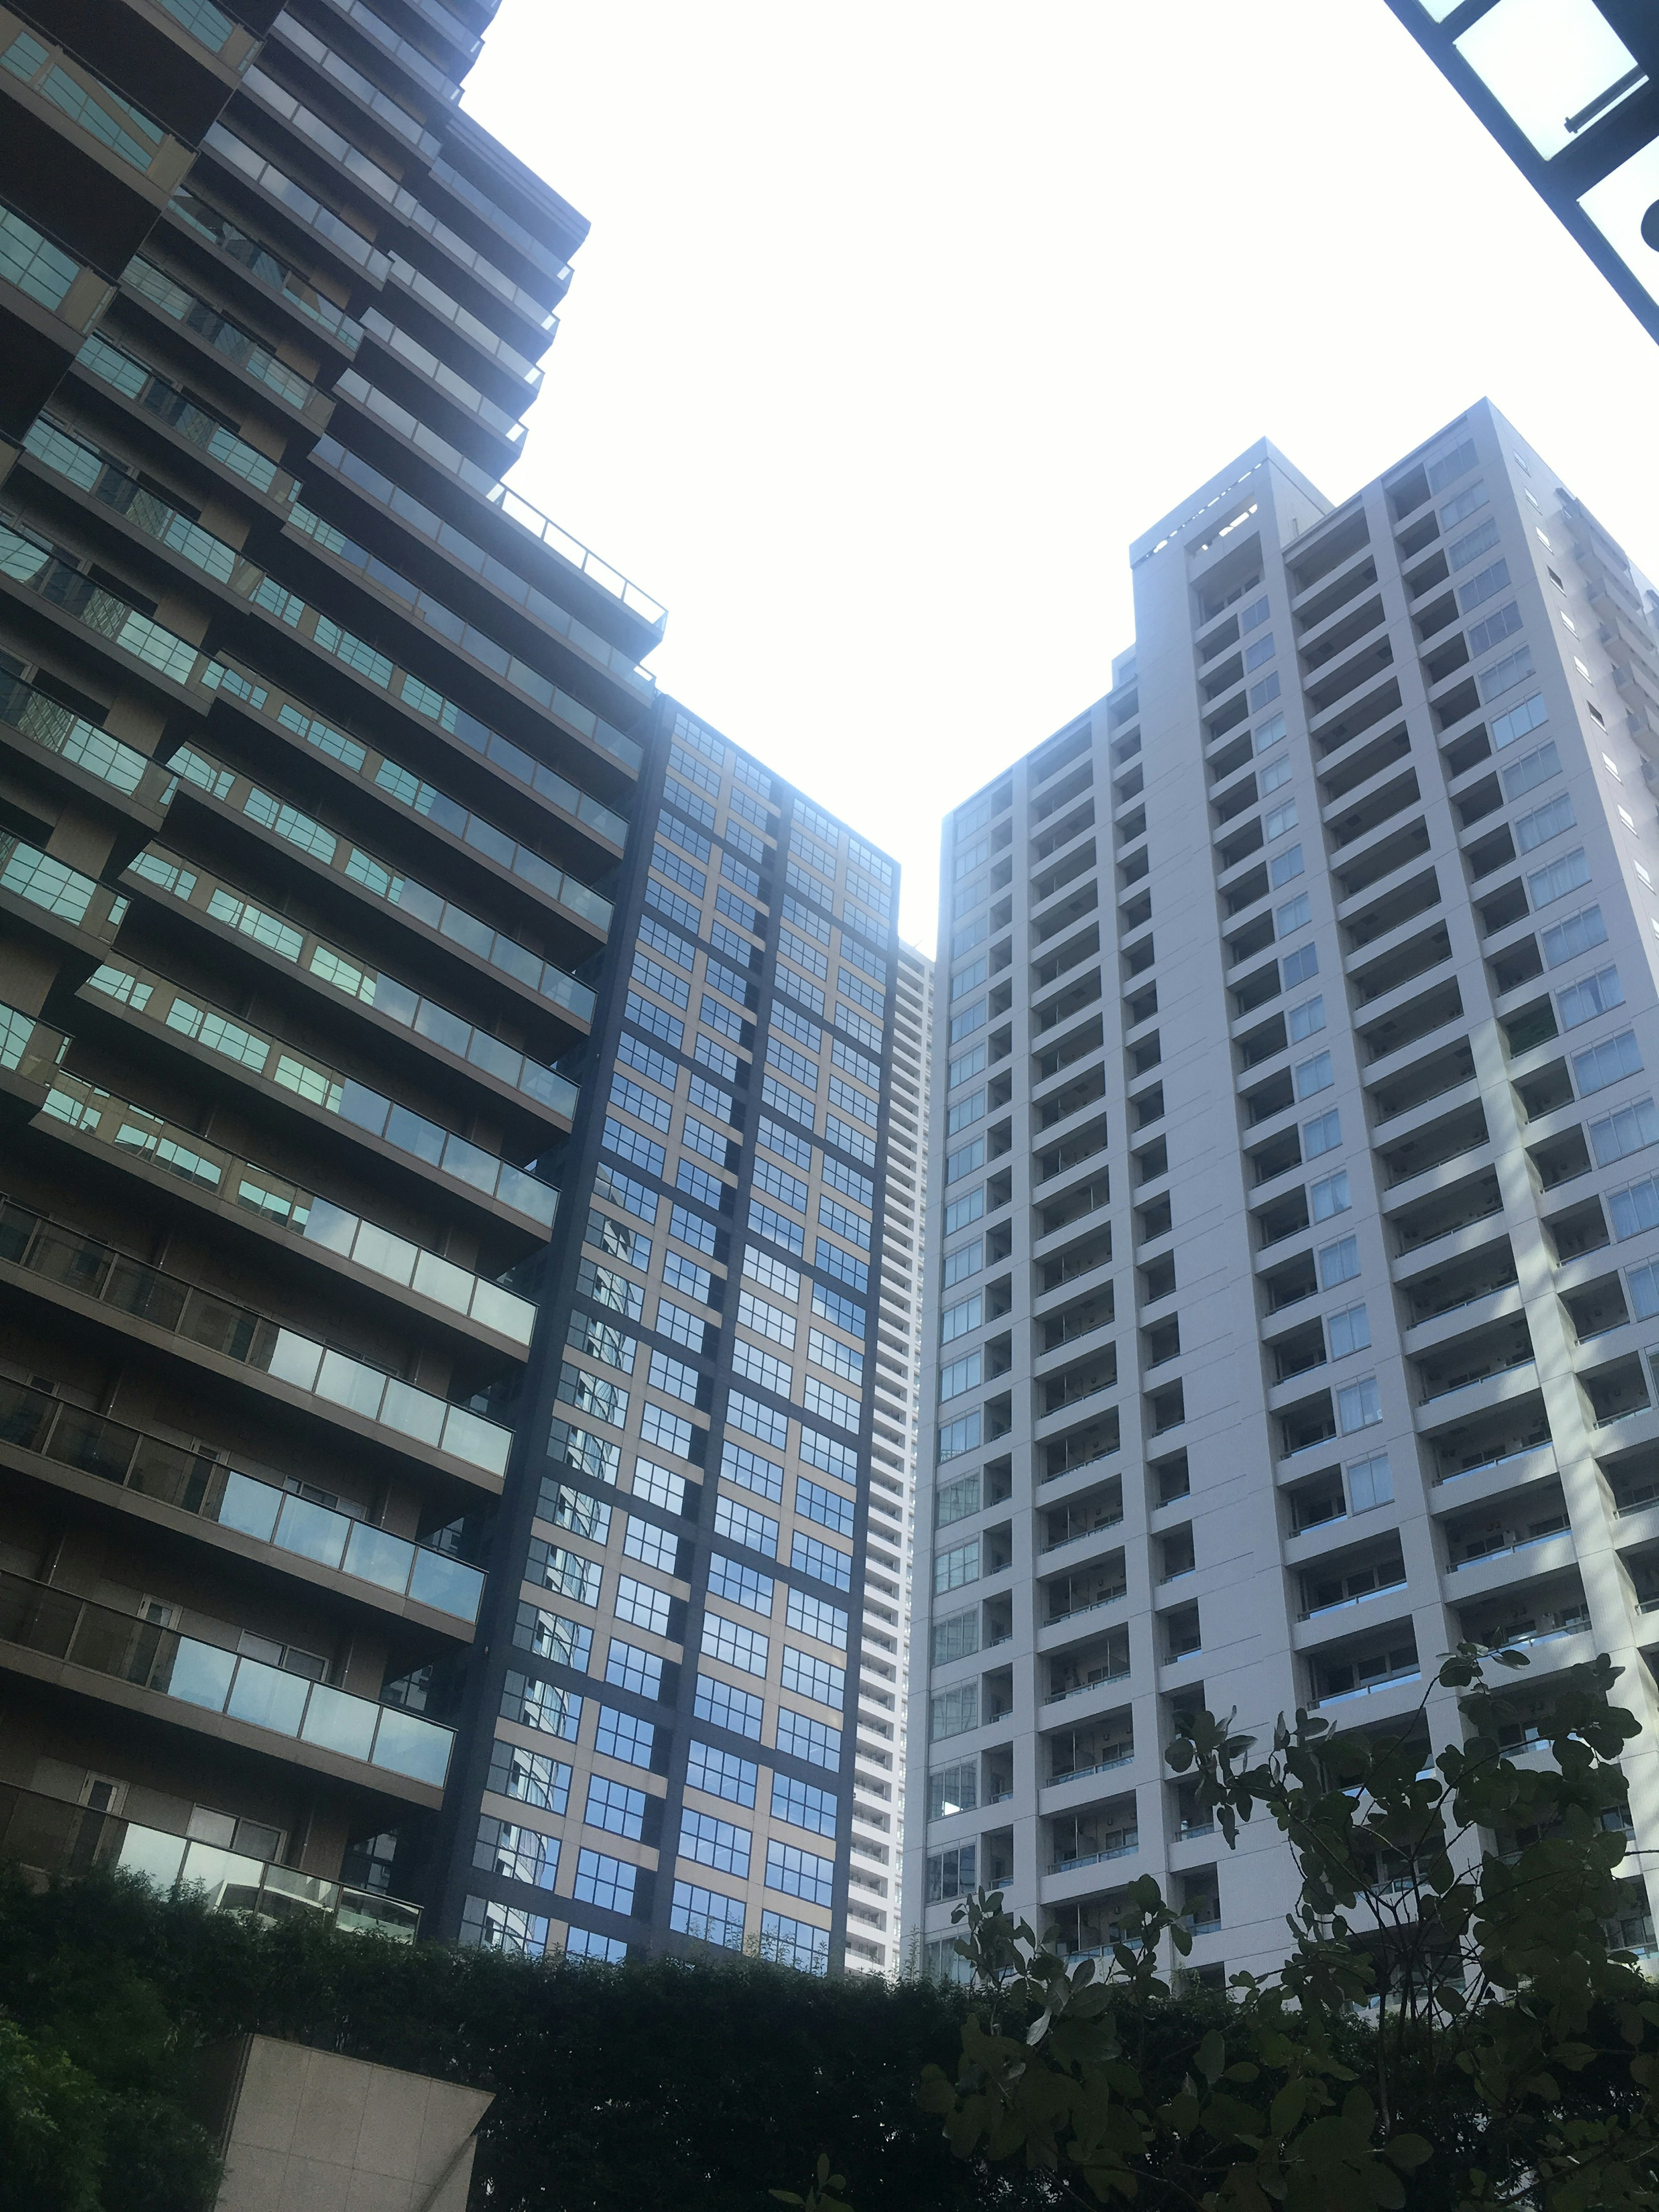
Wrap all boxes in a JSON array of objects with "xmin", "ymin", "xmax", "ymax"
[
  {"xmin": 906, "ymin": 400, "xmax": 1659, "ymax": 1983},
  {"xmin": 0, "ymin": 0, "xmax": 903, "ymax": 1978},
  {"xmin": 843, "ymin": 939, "xmax": 932, "ymax": 1972},
  {"xmin": 435, "ymin": 704, "xmax": 903, "ymax": 1974}
]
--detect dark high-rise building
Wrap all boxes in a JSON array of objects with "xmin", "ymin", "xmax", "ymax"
[{"xmin": 0, "ymin": 0, "xmax": 902, "ymax": 1975}]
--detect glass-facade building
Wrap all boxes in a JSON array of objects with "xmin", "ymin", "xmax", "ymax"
[{"xmin": 0, "ymin": 0, "xmax": 900, "ymax": 1976}]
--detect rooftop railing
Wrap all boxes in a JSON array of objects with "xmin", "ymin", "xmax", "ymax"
[
  {"xmin": 0, "ymin": 1194, "xmax": 513, "ymax": 1478},
  {"xmin": 0, "ymin": 1570, "xmax": 453, "ymax": 1784},
  {"xmin": 0, "ymin": 1375, "xmax": 486, "ymax": 1622}
]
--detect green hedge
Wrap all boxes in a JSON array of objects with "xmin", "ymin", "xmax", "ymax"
[{"xmin": 0, "ymin": 1870, "xmax": 1014, "ymax": 2210}]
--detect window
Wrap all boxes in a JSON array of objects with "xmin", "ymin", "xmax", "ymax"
[
  {"xmin": 1282, "ymin": 942, "xmax": 1318, "ymax": 988},
  {"xmin": 950, "ymin": 1041, "xmax": 987, "ymax": 1089},
  {"xmin": 1304, "ymin": 1108, "xmax": 1341, "ymax": 1158},
  {"xmin": 1574, "ymin": 1030, "xmax": 1642, "ymax": 1096},
  {"xmin": 1558, "ymin": 966, "xmax": 1624, "ymax": 1030},
  {"xmin": 932, "ymin": 1607, "xmax": 979, "ymax": 1665},
  {"xmin": 615, "ymin": 1577, "xmax": 672, "ymax": 1636},
  {"xmin": 516, "ymin": 1605, "xmax": 592, "ymax": 1672},
  {"xmin": 739, "ymin": 1289, "xmax": 797, "ymax": 1349},
  {"xmin": 944, "ymin": 1189, "xmax": 985, "ymax": 1237},
  {"xmin": 935, "ymin": 1472, "xmax": 980, "ymax": 1526},
  {"xmin": 1528, "ymin": 846, "xmax": 1590, "ymax": 908},
  {"xmin": 1591, "ymin": 1097, "xmax": 1659, "ymax": 1168},
  {"xmin": 944, "ymin": 1240, "xmax": 983, "ymax": 1288},
  {"xmin": 573, "ymin": 1849, "xmax": 637, "ymax": 1916},
  {"xmin": 681, "ymin": 1807, "xmax": 751, "ymax": 1877},
  {"xmin": 595, "ymin": 1707, "xmax": 656, "ymax": 1767},
  {"xmin": 585, "ymin": 1774, "xmax": 647, "ymax": 1840},
  {"xmin": 928, "ymin": 1843, "xmax": 978, "ymax": 1902},
  {"xmin": 938, "ymin": 1411, "xmax": 982, "ymax": 1462},
  {"xmin": 1259, "ymin": 753, "xmax": 1292, "ymax": 798},
  {"xmin": 761, "ymin": 1909, "xmax": 830, "ymax": 1975},
  {"xmin": 709, "ymin": 1552, "xmax": 774, "ymax": 1615},
  {"xmin": 1264, "ymin": 798, "xmax": 1298, "ymax": 841},
  {"xmin": 775, "ymin": 1705, "xmax": 840, "ymax": 1769},
  {"xmin": 640, "ymin": 1402, "xmax": 694, "ymax": 1459},
  {"xmin": 1467, "ymin": 599, "xmax": 1522, "ymax": 654},
  {"xmin": 648, "ymin": 1350, "xmax": 701, "ymax": 1407},
  {"xmin": 1448, "ymin": 516, "xmax": 1498, "ymax": 570},
  {"xmin": 791, "ymin": 1532, "xmax": 851, "ymax": 1589},
  {"xmin": 1319, "ymin": 1235, "xmax": 1360, "ymax": 1289},
  {"xmin": 688, "ymin": 1740, "xmax": 758, "ymax": 1805},
  {"xmin": 1611, "ymin": 1176, "xmax": 1659, "ymax": 1241},
  {"xmin": 798, "ymin": 1477, "xmax": 855, "ymax": 1537},
  {"xmin": 929, "ymin": 1762, "xmax": 978, "ymax": 1820},
  {"xmin": 1459, "ymin": 559, "xmax": 1510, "ymax": 612},
  {"xmin": 1337, "ymin": 1376, "xmax": 1382, "ymax": 1434},
  {"xmin": 1440, "ymin": 480, "xmax": 1486, "ymax": 528},
  {"xmin": 1287, "ymin": 995, "xmax": 1324, "ymax": 1044},
  {"xmin": 728, "ymin": 1388, "xmax": 788, "ymax": 1451},
  {"xmin": 1255, "ymin": 712, "xmax": 1287, "ymax": 751},
  {"xmin": 1541, "ymin": 905, "xmax": 1605, "ymax": 966},
  {"xmin": 767, "ymin": 1837, "xmax": 834, "ymax": 1906},
  {"xmin": 715, "ymin": 1494, "xmax": 779, "ymax": 1557},
  {"xmin": 733, "ymin": 1339, "xmax": 793, "ymax": 1397},
  {"xmin": 941, "ymin": 1294, "xmax": 982, "ymax": 1343},
  {"xmin": 694, "ymin": 1672, "xmax": 763, "ymax": 1738},
  {"xmin": 745, "ymin": 1244, "xmax": 801, "ymax": 1303},
  {"xmin": 605, "ymin": 1639, "xmax": 663, "ymax": 1698},
  {"xmin": 1270, "ymin": 844, "xmax": 1303, "ymax": 889},
  {"xmin": 786, "ymin": 1587, "xmax": 848, "ymax": 1647},
  {"xmin": 532, "ymin": 1543, "xmax": 601, "ymax": 1607},
  {"xmin": 1514, "ymin": 793, "xmax": 1575, "ymax": 854},
  {"xmin": 703, "ymin": 1613, "xmax": 769, "ymax": 1675},
  {"xmin": 1244, "ymin": 632, "xmax": 1275, "ymax": 671},
  {"xmin": 813, "ymin": 1280, "xmax": 865, "ymax": 1334},
  {"xmin": 940, "ymin": 1352, "xmax": 981, "ymax": 1401},
  {"xmin": 1328, "ymin": 1303, "xmax": 1370, "ymax": 1358},
  {"xmin": 809, "ymin": 1328, "xmax": 863, "ymax": 1385},
  {"xmin": 1479, "ymin": 644, "xmax": 1535, "ymax": 703},
  {"xmin": 947, "ymin": 1089, "xmax": 985, "ymax": 1137},
  {"xmin": 1492, "ymin": 692, "xmax": 1547, "ymax": 749},
  {"xmin": 931, "ymin": 1685, "xmax": 979, "ymax": 1740},
  {"xmin": 723, "ymin": 1438, "xmax": 784, "ymax": 1502},
  {"xmin": 1629, "ymin": 1262, "xmax": 1659, "ymax": 1322},
  {"xmin": 782, "ymin": 1646, "xmax": 845, "ymax": 1710},
  {"xmin": 461, "ymin": 1897, "xmax": 548, "ymax": 1958},
  {"xmin": 1348, "ymin": 1451, "xmax": 1392, "ymax": 1511},
  {"xmin": 487, "ymin": 1743, "xmax": 570, "ymax": 1814},
  {"xmin": 1310, "ymin": 1170, "xmax": 1351, "ymax": 1222},
  {"xmin": 772, "ymin": 1773, "xmax": 838, "ymax": 1836},
  {"xmin": 1278, "ymin": 891, "xmax": 1311, "ymax": 935},
  {"xmin": 474, "ymin": 1818, "xmax": 559, "ymax": 1889},
  {"xmin": 671, "ymin": 1880, "xmax": 745, "ymax": 1949},
  {"xmin": 1249, "ymin": 672, "xmax": 1281, "ymax": 711},
  {"xmin": 656, "ymin": 1298, "xmax": 708, "ymax": 1353},
  {"xmin": 935, "ymin": 1538, "xmax": 981, "ymax": 1594}
]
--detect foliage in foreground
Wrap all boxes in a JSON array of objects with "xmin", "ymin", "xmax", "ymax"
[{"xmin": 910, "ymin": 1643, "xmax": 1659, "ymax": 2210}]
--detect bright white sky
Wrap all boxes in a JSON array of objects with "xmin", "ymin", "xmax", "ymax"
[{"xmin": 464, "ymin": 1, "xmax": 1659, "ymax": 946}]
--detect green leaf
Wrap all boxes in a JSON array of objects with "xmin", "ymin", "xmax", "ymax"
[
  {"xmin": 1194, "ymin": 2029, "xmax": 1227, "ymax": 2084},
  {"xmin": 1386, "ymin": 2133, "xmax": 1433, "ymax": 2170}
]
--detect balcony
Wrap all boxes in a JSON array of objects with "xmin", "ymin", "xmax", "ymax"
[
  {"xmin": 73, "ymin": 328, "xmax": 303, "ymax": 510},
  {"xmin": 0, "ymin": 203, "xmax": 114, "ymax": 438},
  {"xmin": 0, "ymin": 1376, "xmax": 486, "ymax": 1625},
  {"xmin": 0, "ymin": 1781, "xmax": 419, "ymax": 1940},
  {"xmin": 0, "ymin": 665, "xmax": 170, "ymax": 833},
  {"xmin": 72, "ymin": 965, "xmax": 559, "ymax": 1236},
  {"xmin": 121, "ymin": 253, "xmax": 333, "ymax": 423},
  {"xmin": 0, "ymin": 1196, "xmax": 513, "ymax": 1481},
  {"xmin": 166, "ymin": 185, "xmax": 366, "ymax": 359},
  {"xmin": 0, "ymin": 1570, "xmax": 452, "ymax": 1789}
]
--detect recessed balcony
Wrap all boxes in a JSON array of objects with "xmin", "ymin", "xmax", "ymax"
[
  {"xmin": 0, "ymin": 1375, "xmax": 486, "ymax": 1625},
  {"xmin": 0, "ymin": 1570, "xmax": 453, "ymax": 1793}
]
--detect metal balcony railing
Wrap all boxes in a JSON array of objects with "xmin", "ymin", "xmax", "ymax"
[
  {"xmin": 0, "ymin": 1780, "xmax": 421, "ymax": 1939},
  {"xmin": 0, "ymin": 1570, "xmax": 453, "ymax": 1783},
  {"xmin": 0, "ymin": 1195, "xmax": 513, "ymax": 1478},
  {"xmin": 0, "ymin": 1375, "xmax": 485, "ymax": 1621}
]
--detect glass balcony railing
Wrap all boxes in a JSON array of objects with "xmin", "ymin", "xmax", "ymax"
[
  {"xmin": 387, "ymin": 249, "xmax": 543, "ymax": 382},
  {"xmin": 0, "ymin": 200, "xmax": 79, "ymax": 311},
  {"xmin": 125, "ymin": 841, "xmax": 585, "ymax": 1108},
  {"xmin": 359, "ymin": 308, "xmax": 525, "ymax": 443},
  {"xmin": 312, "ymin": 438, "xmax": 656, "ymax": 701},
  {"xmin": 488, "ymin": 484, "xmax": 667, "ymax": 630},
  {"xmin": 0, "ymin": 1195, "xmax": 513, "ymax": 1478},
  {"xmin": 429, "ymin": 154, "xmax": 571, "ymax": 290},
  {"xmin": 78, "ymin": 960, "xmax": 560, "ymax": 1227},
  {"xmin": 168, "ymin": 188, "xmax": 365, "ymax": 351},
  {"xmin": 272, "ymin": 17, "xmax": 439, "ymax": 158},
  {"xmin": 76, "ymin": 333, "xmax": 300, "ymax": 503},
  {"xmin": 203, "ymin": 123, "xmax": 391, "ymax": 280},
  {"xmin": 0, "ymin": 827, "xmax": 118, "ymax": 935},
  {"xmin": 156, "ymin": 0, "xmax": 242, "ymax": 60},
  {"xmin": 317, "ymin": 0, "xmax": 457, "ymax": 102},
  {"xmin": 167, "ymin": 737, "xmax": 605, "ymax": 991},
  {"xmin": 0, "ymin": 25, "xmax": 175, "ymax": 179},
  {"xmin": 10, "ymin": 1025, "xmax": 536, "ymax": 1347},
  {"xmin": 0, "ymin": 1570, "xmax": 453, "ymax": 1784},
  {"xmin": 0, "ymin": 664, "xmax": 166, "ymax": 805},
  {"xmin": 0, "ymin": 1374, "xmax": 486, "ymax": 1622},
  {"xmin": 0, "ymin": 1782, "xmax": 422, "ymax": 1940},
  {"xmin": 0, "ymin": 515, "xmax": 638, "ymax": 853},
  {"xmin": 391, "ymin": 183, "xmax": 553, "ymax": 334},
  {"xmin": 123, "ymin": 254, "xmax": 327, "ymax": 418}
]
